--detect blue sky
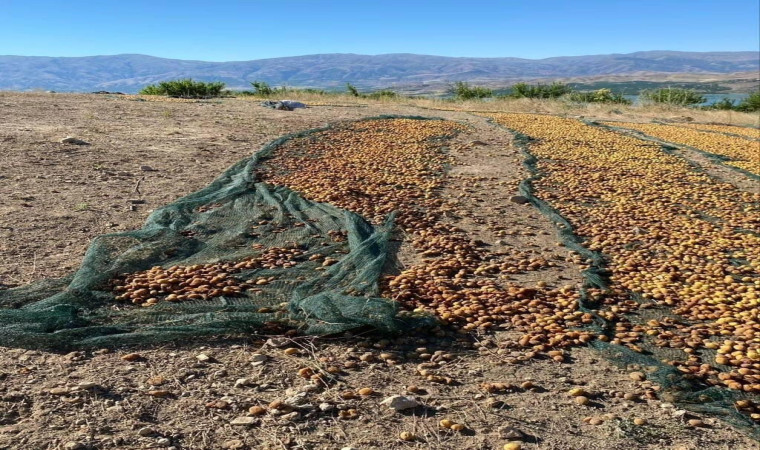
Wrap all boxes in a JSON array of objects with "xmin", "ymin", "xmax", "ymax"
[{"xmin": 1, "ymin": 0, "xmax": 758, "ymax": 60}]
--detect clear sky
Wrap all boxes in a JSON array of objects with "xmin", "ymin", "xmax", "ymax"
[{"xmin": 1, "ymin": 0, "xmax": 758, "ymax": 61}]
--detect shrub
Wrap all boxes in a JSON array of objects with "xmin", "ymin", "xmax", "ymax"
[
  {"xmin": 450, "ymin": 81, "xmax": 493, "ymax": 100},
  {"xmin": 250, "ymin": 81, "xmax": 275, "ymax": 96},
  {"xmin": 346, "ymin": 83, "xmax": 360, "ymax": 97},
  {"xmin": 640, "ymin": 88, "xmax": 706, "ymax": 106},
  {"xmin": 139, "ymin": 79, "xmax": 226, "ymax": 98},
  {"xmin": 707, "ymin": 97, "xmax": 737, "ymax": 110},
  {"xmin": 508, "ymin": 82, "xmax": 572, "ymax": 99},
  {"xmin": 365, "ymin": 89, "xmax": 399, "ymax": 100},
  {"xmin": 298, "ymin": 88, "xmax": 328, "ymax": 95},
  {"xmin": 567, "ymin": 88, "xmax": 632, "ymax": 104},
  {"xmin": 736, "ymin": 91, "xmax": 760, "ymax": 112}
]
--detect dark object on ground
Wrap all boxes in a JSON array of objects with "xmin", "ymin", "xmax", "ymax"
[
  {"xmin": 260, "ymin": 100, "xmax": 306, "ymax": 111},
  {"xmin": 510, "ymin": 195, "xmax": 531, "ymax": 204}
]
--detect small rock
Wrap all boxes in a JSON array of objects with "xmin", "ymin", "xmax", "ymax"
[
  {"xmin": 157, "ymin": 437, "xmax": 171, "ymax": 446},
  {"xmin": 138, "ymin": 427, "xmax": 156, "ymax": 437},
  {"xmin": 60, "ymin": 137, "xmax": 89, "ymax": 145},
  {"xmin": 498, "ymin": 426, "xmax": 526, "ymax": 440},
  {"xmin": 284, "ymin": 392, "xmax": 309, "ymax": 407},
  {"xmin": 49, "ymin": 387, "xmax": 69, "ymax": 395},
  {"xmin": 196, "ymin": 353, "xmax": 212, "ymax": 362},
  {"xmin": 140, "ymin": 165, "xmax": 157, "ymax": 172},
  {"xmin": 299, "ymin": 384, "xmax": 319, "ymax": 393},
  {"xmin": 380, "ymin": 395, "xmax": 420, "ymax": 411},
  {"xmin": 77, "ymin": 381, "xmax": 99, "ymax": 390},
  {"xmin": 266, "ymin": 337, "xmax": 290, "ymax": 348},
  {"xmin": 234, "ymin": 378, "xmax": 251, "ymax": 388},
  {"xmin": 510, "ymin": 195, "xmax": 530, "ymax": 205},
  {"xmin": 485, "ymin": 397, "xmax": 502, "ymax": 408},
  {"xmin": 319, "ymin": 402, "xmax": 335, "ymax": 412},
  {"xmin": 222, "ymin": 440, "xmax": 245, "ymax": 449},
  {"xmin": 63, "ymin": 442, "xmax": 85, "ymax": 450},
  {"xmin": 250, "ymin": 353, "xmax": 268, "ymax": 366},
  {"xmin": 230, "ymin": 416, "xmax": 257, "ymax": 427},
  {"xmin": 280, "ymin": 411, "xmax": 301, "ymax": 421}
]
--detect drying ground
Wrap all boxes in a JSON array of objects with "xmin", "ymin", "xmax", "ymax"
[{"xmin": 0, "ymin": 92, "xmax": 758, "ymax": 450}]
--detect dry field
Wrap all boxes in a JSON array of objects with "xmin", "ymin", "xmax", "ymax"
[{"xmin": 0, "ymin": 92, "xmax": 758, "ymax": 450}]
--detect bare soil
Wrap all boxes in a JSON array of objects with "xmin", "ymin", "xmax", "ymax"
[{"xmin": 0, "ymin": 92, "xmax": 755, "ymax": 449}]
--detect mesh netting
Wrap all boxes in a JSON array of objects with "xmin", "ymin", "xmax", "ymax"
[{"xmin": 0, "ymin": 118, "xmax": 441, "ymax": 351}]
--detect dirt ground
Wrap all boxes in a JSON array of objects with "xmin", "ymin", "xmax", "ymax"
[{"xmin": 0, "ymin": 92, "xmax": 756, "ymax": 449}]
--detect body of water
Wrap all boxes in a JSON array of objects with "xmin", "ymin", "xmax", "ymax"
[{"xmin": 623, "ymin": 93, "xmax": 750, "ymax": 106}]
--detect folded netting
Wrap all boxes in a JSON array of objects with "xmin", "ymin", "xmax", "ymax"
[{"xmin": 0, "ymin": 119, "xmax": 430, "ymax": 351}]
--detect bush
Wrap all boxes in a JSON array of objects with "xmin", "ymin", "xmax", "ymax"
[
  {"xmin": 736, "ymin": 91, "xmax": 760, "ymax": 112},
  {"xmin": 567, "ymin": 88, "xmax": 632, "ymax": 104},
  {"xmin": 450, "ymin": 81, "xmax": 493, "ymax": 100},
  {"xmin": 707, "ymin": 97, "xmax": 737, "ymax": 110},
  {"xmin": 346, "ymin": 83, "xmax": 360, "ymax": 97},
  {"xmin": 250, "ymin": 81, "xmax": 275, "ymax": 96},
  {"xmin": 139, "ymin": 79, "xmax": 226, "ymax": 98},
  {"xmin": 640, "ymin": 88, "xmax": 706, "ymax": 106},
  {"xmin": 508, "ymin": 82, "xmax": 573, "ymax": 99},
  {"xmin": 365, "ymin": 89, "xmax": 399, "ymax": 100}
]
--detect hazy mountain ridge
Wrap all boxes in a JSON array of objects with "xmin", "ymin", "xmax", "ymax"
[{"xmin": 0, "ymin": 51, "xmax": 757, "ymax": 93}]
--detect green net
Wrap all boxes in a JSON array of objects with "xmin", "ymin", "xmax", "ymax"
[{"xmin": 0, "ymin": 118, "xmax": 437, "ymax": 351}]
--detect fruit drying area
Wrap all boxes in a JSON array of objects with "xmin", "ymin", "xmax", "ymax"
[{"xmin": 0, "ymin": 92, "xmax": 759, "ymax": 450}]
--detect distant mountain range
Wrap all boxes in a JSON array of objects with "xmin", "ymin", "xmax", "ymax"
[{"xmin": 0, "ymin": 51, "xmax": 757, "ymax": 93}]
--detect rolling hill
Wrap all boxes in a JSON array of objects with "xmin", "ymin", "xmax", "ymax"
[{"xmin": 0, "ymin": 51, "xmax": 757, "ymax": 93}]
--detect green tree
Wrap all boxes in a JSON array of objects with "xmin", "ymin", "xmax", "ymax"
[
  {"xmin": 139, "ymin": 79, "xmax": 226, "ymax": 98},
  {"xmin": 450, "ymin": 81, "xmax": 492, "ymax": 100},
  {"xmin": 508, "ymin": 82, "xmax": 572, "ymax": 99},
  {"xmin": 736, "ymin": 91, "xmax": 760, "ymax": 112},
  {"xmin": 250, "ymin": 81, "xmax": 274, "ymax": 96}
]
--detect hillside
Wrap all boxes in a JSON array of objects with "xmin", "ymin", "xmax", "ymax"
[{"xmin": 0, "ymin": 51, "xmax": 757, "ymax": 93}]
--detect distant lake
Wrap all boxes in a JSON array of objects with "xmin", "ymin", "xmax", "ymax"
[{"xmin": 623, "ymin": 93, "xmax": 750, "ymax": 106}]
